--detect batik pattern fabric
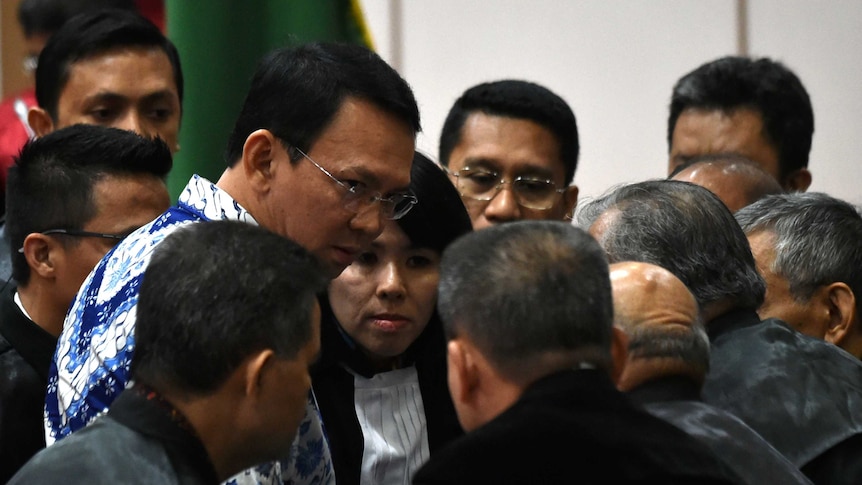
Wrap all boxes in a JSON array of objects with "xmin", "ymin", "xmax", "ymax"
[{"xmin": 44, "ymin": 174, "xmax": 335, "ymax": 485}]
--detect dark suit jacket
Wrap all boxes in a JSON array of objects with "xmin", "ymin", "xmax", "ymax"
[
  {"xmin": 0, "ymin": 283, "xmax": 56, "ymax": 483},
  {"xmin": 412, "ymin": 369, "xmax": 742, "ymax": 485},
  {"xmin": 629, "ymin": 375, "xmax": 811, "ymax": 484},
  {"xmin": 703, "ymin": 309, "xmax": 862, "ymax": 484}
]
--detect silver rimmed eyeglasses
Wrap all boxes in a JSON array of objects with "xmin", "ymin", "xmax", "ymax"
[
  {"xmin": 17, "ymin": 228, "xmax": 128, "ymax": 253},
  {"xmin": 294, "ymin": 146, "xmax": 418, "ymax": 220},
  {"xmin": 444, "ymin": 166, "xmax": 566, "ymax": 210}
]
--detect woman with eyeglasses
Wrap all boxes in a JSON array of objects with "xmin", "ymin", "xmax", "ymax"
[{"xmin": 311, "ymin": 152, "xmax": 473, "ymax": 485}]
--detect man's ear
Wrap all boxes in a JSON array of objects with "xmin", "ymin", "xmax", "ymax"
[
  {"xmin": 240, "ymin": 129, "xmax": 280, "ymax": 193},
  {"xmin": 610, "ymin": 326, "xmax": 629, "ymax": 385},
  {"xmin": 447, "ymin": 339, "xmax": 478, "ymax": 406},
  {"xmin": 562, "ymin": 184, "xmax": 579, "ymax": 222},
  {"xmin": 243, "ymin": 349, "xmax": 275, "ymax": 397},
  {"xmin": 21, "ymin": 233, "xmax": 58, "ymax": 279},
  {"xmin": 782, "ymin": 168, "xmax": 812, "ymax": 192},
  {"xmin": 823, "ymin": 282, "xmax": 857, "ymax": 348},
  {"xmin": 28, "ymin": 107, "xmax": 54, "ymax": 137}
]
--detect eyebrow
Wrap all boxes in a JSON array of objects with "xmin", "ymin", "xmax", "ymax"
[
  {"xmin": 81, "ymin": 89, "xmax": 179, "ymax": 106},
  {"xmin": 346, "ymin": 165, "xmax": 411, "ymax": 195},
  {"xmin": 461, "ymin": 157, "xmax": 556, "ymax": 179}
]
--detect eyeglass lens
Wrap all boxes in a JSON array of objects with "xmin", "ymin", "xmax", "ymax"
[{"xmin": 455, "ymin": 168, "xmax": 560, "ymax": 209}]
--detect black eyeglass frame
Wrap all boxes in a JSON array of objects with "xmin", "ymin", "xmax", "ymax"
[{"xmin": 17, "ymin": 228, "xmax": 129, "ymax": 254}]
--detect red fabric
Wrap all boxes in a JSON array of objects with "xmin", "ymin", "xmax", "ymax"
[
  {"xmin": 0, "ymin": 88, "xmax": 37, "ymax": 197},
  {"xmin": 135, "ymin": 0, "xmax": 166, "ymax": 32}
]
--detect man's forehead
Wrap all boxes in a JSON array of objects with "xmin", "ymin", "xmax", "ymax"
[{"xmin": 451, "ymin": 113, "xmax": 565, "ymax": 177}]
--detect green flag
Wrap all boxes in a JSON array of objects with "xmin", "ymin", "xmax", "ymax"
[{"xmin": 165, "ymin": 0, "xmax": 373, "ymax": 198}]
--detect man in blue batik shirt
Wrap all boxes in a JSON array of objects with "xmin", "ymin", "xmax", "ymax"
[{"xmin": 46, "ymin": 42, "xmax": 421, "ymax": 485}]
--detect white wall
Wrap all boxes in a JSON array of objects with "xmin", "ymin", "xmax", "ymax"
[{"xmin": 360, "ymin": 0, "xmax": 862, "ymax": 205}]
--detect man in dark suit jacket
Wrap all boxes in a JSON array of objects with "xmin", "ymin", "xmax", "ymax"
[
  {"xmin": 580, "ymin": 179, "xmax": 862, "ymax": 484},
  {"xmin": 412, "ymin": 221, "xmax": 741, "ymax": 484},
  {"xmin": 611, "ymin": 261, "xmax": 811, "ymax": 484}
]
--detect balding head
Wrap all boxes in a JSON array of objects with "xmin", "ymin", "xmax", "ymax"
[
  {"xmin": 611, "ymin": 261, "xmax": 699, "ymax": 332},
  {"xmin": 610, "ymin": 262, "xmax": 710, "ymax": 391},
  {"xmin": 670, "ymin": 154, "xmax": 784, "ymax": 213}
]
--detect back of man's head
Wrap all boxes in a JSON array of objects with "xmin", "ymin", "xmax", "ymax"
[
  {"xmin": 667, "ymin": 56, "xmax": 813, "ymax": 182},
  {"xmin": 438, "ymin": 220, "xmax": 613, "ymax": 382},
  {"xmin": 736, "ymin": 193, "xmax": 862, "ymax": 351},
  {"xmin": 610, "ymin": 261, "xmax": 710, "ymax": 390},
  {"xmin": 35, "ymin": 8, "xmax": 183, "ymax": 120},
  {"xmin": 439, "ymin": 79, "xmax": 579, "ymax": 185},
  {"xmin": 6, "ymin": 124, "xmax": 172, "ymax": 285},
  {"xmin": 224, "ymin": 42, "xmax": 420, "ymax": 166},
  {"xmin": 669, "ymin": 153, "xmax": 785, "ymax": 212},
  {"xmin": 578, "ymin": 180, "xmax": 765, "ymax": 319},
  {"xmin": 132, "ymin": 220, "xmax": 327, "ymax": 395}
]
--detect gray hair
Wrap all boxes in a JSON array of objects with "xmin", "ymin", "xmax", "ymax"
[
  {"xmin": 577, "ymin": 180, "xmax": 765, "ymax": 312},
  {"xmin": 736, "ymin": 192, "xmax": 862, "ymax": 310}
]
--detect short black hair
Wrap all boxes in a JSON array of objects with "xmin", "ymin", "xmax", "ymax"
[
  {"xmin": 578, "ymin": 180, "xmax": 765, "ymax": 313},
  {"xmin": 35, "ymin": 8, "xmax": 183, "ymax": 120},
  {"xmin": 438, "ymin": 221, "xmax": 613, "ymax": 379},
  {"xmin": 224, "ymin": 42, "xmax": 420, "ymax": 167},
  {"xmin": 439, "ymin": 80, "xmax": 579, "ymax": 185},
  {"xmin": 668, "ymin": 56, "xmax": 814, "ymax": 179},
  {"xmin": 6, "ymin": 124, "xmax": 172, "ymax": 285},
  {"xmin": 132, "ymin": 220, "xmax": 327, "ymax": 394},
  {"xmin": 396, "ymin": 152, "xmax": 472, "ymax": 254},
  {"xmin": 17, "ymin": 0, "xmax": 135, "ymax": 37}
]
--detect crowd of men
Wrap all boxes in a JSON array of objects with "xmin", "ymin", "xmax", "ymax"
[{"xmin": 0, "ymin": 2, "xmax": 860, "ymax": 485}]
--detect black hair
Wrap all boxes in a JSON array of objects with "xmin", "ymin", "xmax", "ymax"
[
  {"xmin": 438, "ymin": 221, "xmax": 613, "ymax": 379},
  {"xmin": 439, "ymin": 80, "xmax": 579, "ymax": 185},
  {"xmin": 224, "ymin": 42, "xmax": 420, "ymax": 167},
  {"xmin": 35, "ymin": 8, "xmax": 183, "ymax": 120},
  {"xmin": 396, "ymin": 152, "xmax": 472, "ymax": 254},
  {"xmin": 17, "ymin": 0, "xmax": 136, "ymax": 37},
  {"xmin": 6, "ymin": 124, "xmax": 172, "ymax": 285},
  {"xmin": 668, "ymin": 56, "xmax": 814, "ymax": 179},
  {"xmin": 132, "ymin": 220, "xmax": 327, "ymax": 394}
]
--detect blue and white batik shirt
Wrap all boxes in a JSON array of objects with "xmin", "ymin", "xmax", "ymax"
[{"xmin": 45, "ymin": 174, "xmax": 335, "ymax": 485}]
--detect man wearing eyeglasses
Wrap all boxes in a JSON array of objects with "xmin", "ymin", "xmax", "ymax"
[
  {"xmin": 439, "ymin": 80, "xmax": 580, "ymax": 230},
  {"xmin": 0, "ymin": 124, "xmax": 171, "ymax": 482},
  {"xmin": 47, "ymin": 42, "xmax": 419, "ymax": 485}
]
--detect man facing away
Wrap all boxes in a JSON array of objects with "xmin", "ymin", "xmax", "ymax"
[
  {"xmin": 669, "ymin": 153, "xmax": 783, "ymax": 213},
  {"xmin": 611, "ymin": 261, "xmax": 812, "ymax": 484},
  {"xmin": 11, "ymin": 220, "xmax": 327, "ymax": 484},
  {"xmin": 46, "ymin": 42, "xmax": 420, "ymax": 485},
  {"xmin": 667, "ymin": 56, "xmax": 814, "ymax": 191},
  {"xmin": 439, "ymin": 80, "xmax": 579, "ymax": 229},
  {"xmin": 0, "ymin": 124, "xmax": 171, "ymax": 482},
  {"xmin": 579, "ymin": 179, "xmax": 862, "ymax": 484},
  {"xmin": 412, "ymin": 220, "xmax": 741, "ymax": 484}
]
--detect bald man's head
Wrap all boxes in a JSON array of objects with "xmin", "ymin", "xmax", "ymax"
[
  {"xmin": 610, "ymin": 262, "xmax": 710, "ymax": 391},
  {"xmin": 670, "ymin": 154, "xmax": 784, "ymax": 213}
]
